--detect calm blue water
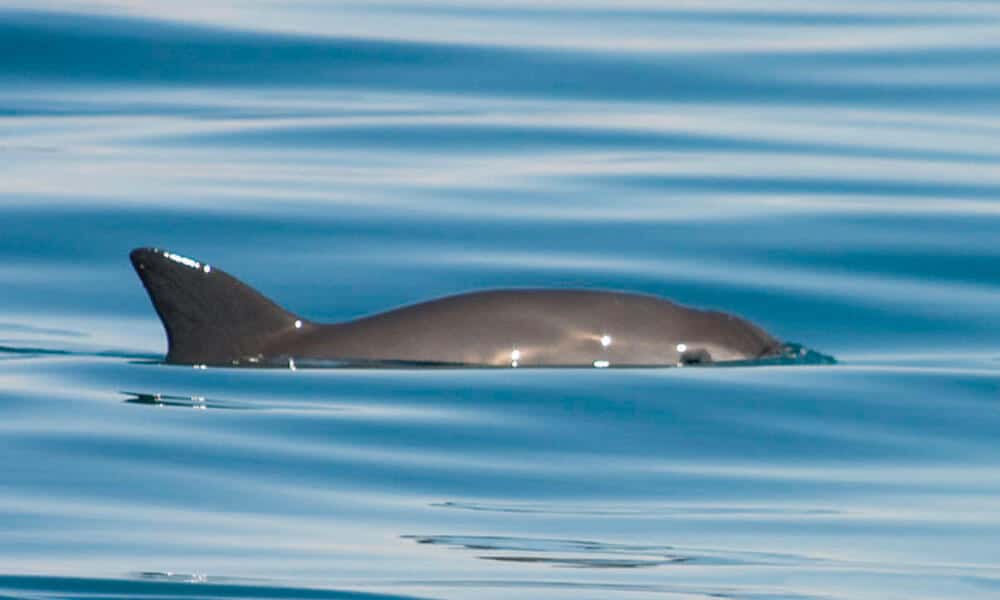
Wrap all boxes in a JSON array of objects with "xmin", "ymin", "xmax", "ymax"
[{"xmin": 3, "ymin": 2, "xmax": 1000, "ymax": 599}]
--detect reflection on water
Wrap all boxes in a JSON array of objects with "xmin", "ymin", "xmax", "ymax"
[
  {"xmin": 430, "ymin": 500, "xmax": 843, "ymax": 517},
  {"xmin": 2, "ymin": 1, "xmax": 1000, "ymax": 599},
  {"xmin": 122, "ymin": 391, "xmax": 250, "ymax": 411},
  {"xmin": 402, "ymin": 534, "xmax": 838, "ymax": 569}
]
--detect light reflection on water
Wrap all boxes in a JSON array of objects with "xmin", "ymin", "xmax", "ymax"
[{"xmin": 2, "ymin": 2, "xmax": 1000, "ymax": 599}]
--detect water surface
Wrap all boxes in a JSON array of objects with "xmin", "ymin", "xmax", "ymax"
[{"xmin": 2, "ymin": 2, "xmax": 1000, "ymax": 599}]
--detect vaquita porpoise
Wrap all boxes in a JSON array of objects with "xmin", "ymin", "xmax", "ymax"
[{"xmin": 130, "ymin": 248, "xmax": 833, "ymax": 368}]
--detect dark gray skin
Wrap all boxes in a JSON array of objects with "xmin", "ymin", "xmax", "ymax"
[{"xmin": 130, "ymin": 247, "xmax": 784, "ymax": 368}]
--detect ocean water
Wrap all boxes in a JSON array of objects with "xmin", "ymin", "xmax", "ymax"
[{"xmin": 3, "ymin": 2, "xmax": 1000, "ymax": 598}]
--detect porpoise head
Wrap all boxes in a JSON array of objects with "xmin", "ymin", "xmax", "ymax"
[{"xmin": 671, "ymin": 309, "xmax": 784, "ymax": 365}]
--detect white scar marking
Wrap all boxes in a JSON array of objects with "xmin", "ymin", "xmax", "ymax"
[
  {"xmin": 294, "ymin": 320, "xmax": 302, "ymax": 329},
  {"xmin": 600, "ymin": 335, "xmax": 612, "ymax": 347},
  {"xmin": 162, "ymin": 251, "xmax": 201, "ymax": 270},
  {"xmin": 203, "ymin": 264, "xmax": 211, "ymax": 273},
  {"xmin": 676, "ymin": 343, "xmax": 687, "ymax": 353},
  {"xmin": 593, "ymin": 360, "xmax": 610, "ymax": 368}
]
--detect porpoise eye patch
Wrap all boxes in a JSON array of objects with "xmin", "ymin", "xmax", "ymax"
[{"xmin": 679, "ymin": 348, "xmax": 713, "ymax": 366}]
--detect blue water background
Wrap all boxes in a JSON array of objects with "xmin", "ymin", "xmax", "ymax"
[{"xmin": 2, "ymin": 2, "xmax": 1000, "ymax": 598}]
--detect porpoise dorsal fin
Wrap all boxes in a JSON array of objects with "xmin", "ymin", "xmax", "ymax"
[{"xmin": 130, "ymin": 248, "xmax": 304, "ymax": 365}]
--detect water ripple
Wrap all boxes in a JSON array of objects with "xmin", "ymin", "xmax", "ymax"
[{"xmin": 3, "ymin": 2, "xmax": 1000, "ymax": 600}]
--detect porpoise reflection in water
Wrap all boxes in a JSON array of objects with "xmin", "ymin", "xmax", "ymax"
[{"xmin": 129, "ymin": 248, "xmax": 833, "ymax": 368}]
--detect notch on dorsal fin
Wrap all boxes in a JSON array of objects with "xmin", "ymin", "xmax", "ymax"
[{"xmin": 130, "ymin": 248, "xmax": 304, "ymax": 365}]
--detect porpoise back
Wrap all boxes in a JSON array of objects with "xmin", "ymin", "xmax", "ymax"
[{"xmin": 130, "ymin": 247, "xmax": 801, "ymax": 368}]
